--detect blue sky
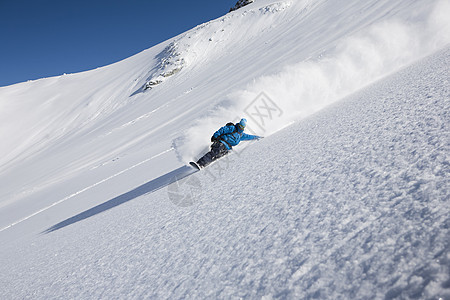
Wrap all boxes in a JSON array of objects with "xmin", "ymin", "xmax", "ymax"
[{"xmin": 0, "ymin": 0, "xmax": 236, "ymax": 87}]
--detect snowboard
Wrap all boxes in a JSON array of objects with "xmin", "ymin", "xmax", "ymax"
[{"xmin": 189, "ymin": 161, "xmax": 201, "ymax": 170}]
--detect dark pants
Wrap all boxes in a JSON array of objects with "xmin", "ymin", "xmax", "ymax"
[{"xmin": 197, "ymin": 142, "xmax": 229, "ymax": 167}]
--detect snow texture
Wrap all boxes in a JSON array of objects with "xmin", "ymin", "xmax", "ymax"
[{"xmin": 0, "ymin": 0, "xmax": 449, "ymax": 299}]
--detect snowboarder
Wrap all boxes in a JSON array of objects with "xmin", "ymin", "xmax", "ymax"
[{"xmin": 191, "ymin": 118, "xmax": 261, "ymax": 169}]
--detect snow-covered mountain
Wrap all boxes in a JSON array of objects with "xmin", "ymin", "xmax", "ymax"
[{"xmin": 0, "ymin": 0, "xmax": 449, "ymax": 298}]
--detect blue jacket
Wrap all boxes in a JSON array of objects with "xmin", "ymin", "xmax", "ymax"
[{"xmin": 212, "ymin": 124, "xmax": 260, "ymax": 150}]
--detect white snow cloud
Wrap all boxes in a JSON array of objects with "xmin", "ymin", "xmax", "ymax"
[{"xmin": 177, "ymin": 0, "xmax": 450, "ymax": 162}]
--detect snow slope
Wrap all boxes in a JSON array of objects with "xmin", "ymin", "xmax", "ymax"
[
  {"xmin": 1, "ymin": 43, "xmax": 448, "ymax": 300},
  {"xmin": 0, "ymin": 0, "xmax": 449, "ymax": 298}
]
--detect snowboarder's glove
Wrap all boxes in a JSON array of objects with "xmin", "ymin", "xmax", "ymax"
[{"xmin": 211, "ymin": 136, "xmax": 219, "ymax": 142}]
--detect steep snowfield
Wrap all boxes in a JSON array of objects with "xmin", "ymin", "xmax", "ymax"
[
  {"xmin": 1, "ymin": 44, "xmax": 448, "ymax": 300},
  {"xmin": 0, "ymin": 0, "xmax": 449, "ymax": 298}
]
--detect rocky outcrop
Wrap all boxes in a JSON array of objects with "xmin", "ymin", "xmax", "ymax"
[
  {"xmin": 229, "ymin": 0, "xmax": 255, "ymax": 12},
  {"xmin": 143, "ymin": 42, "xmax": 185, "ymax": 90}
]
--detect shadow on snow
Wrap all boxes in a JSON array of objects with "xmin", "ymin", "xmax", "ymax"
[{"xmin": 43, "ymin": 165, "xmax": 197, "ymax": 234}]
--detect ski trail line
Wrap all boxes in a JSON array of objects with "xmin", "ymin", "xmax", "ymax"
[{"xmin": 0, "ymin": 148, "xmax": 174, "ymax": 233}]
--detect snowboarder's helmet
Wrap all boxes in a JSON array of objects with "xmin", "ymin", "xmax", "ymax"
[{"xmin": 239, "ymin": 118, "xmax": 247, "ymax": 128}]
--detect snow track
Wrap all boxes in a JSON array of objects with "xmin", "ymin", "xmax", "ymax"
[{"xmin": 0, "ymin": 148, "xmax": 175, "ymax": 233}]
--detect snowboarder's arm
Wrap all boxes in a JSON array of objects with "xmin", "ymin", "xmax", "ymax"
[{"xmin": 241, "ymin": 133, "xmax": 262, "ymax": 141}]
